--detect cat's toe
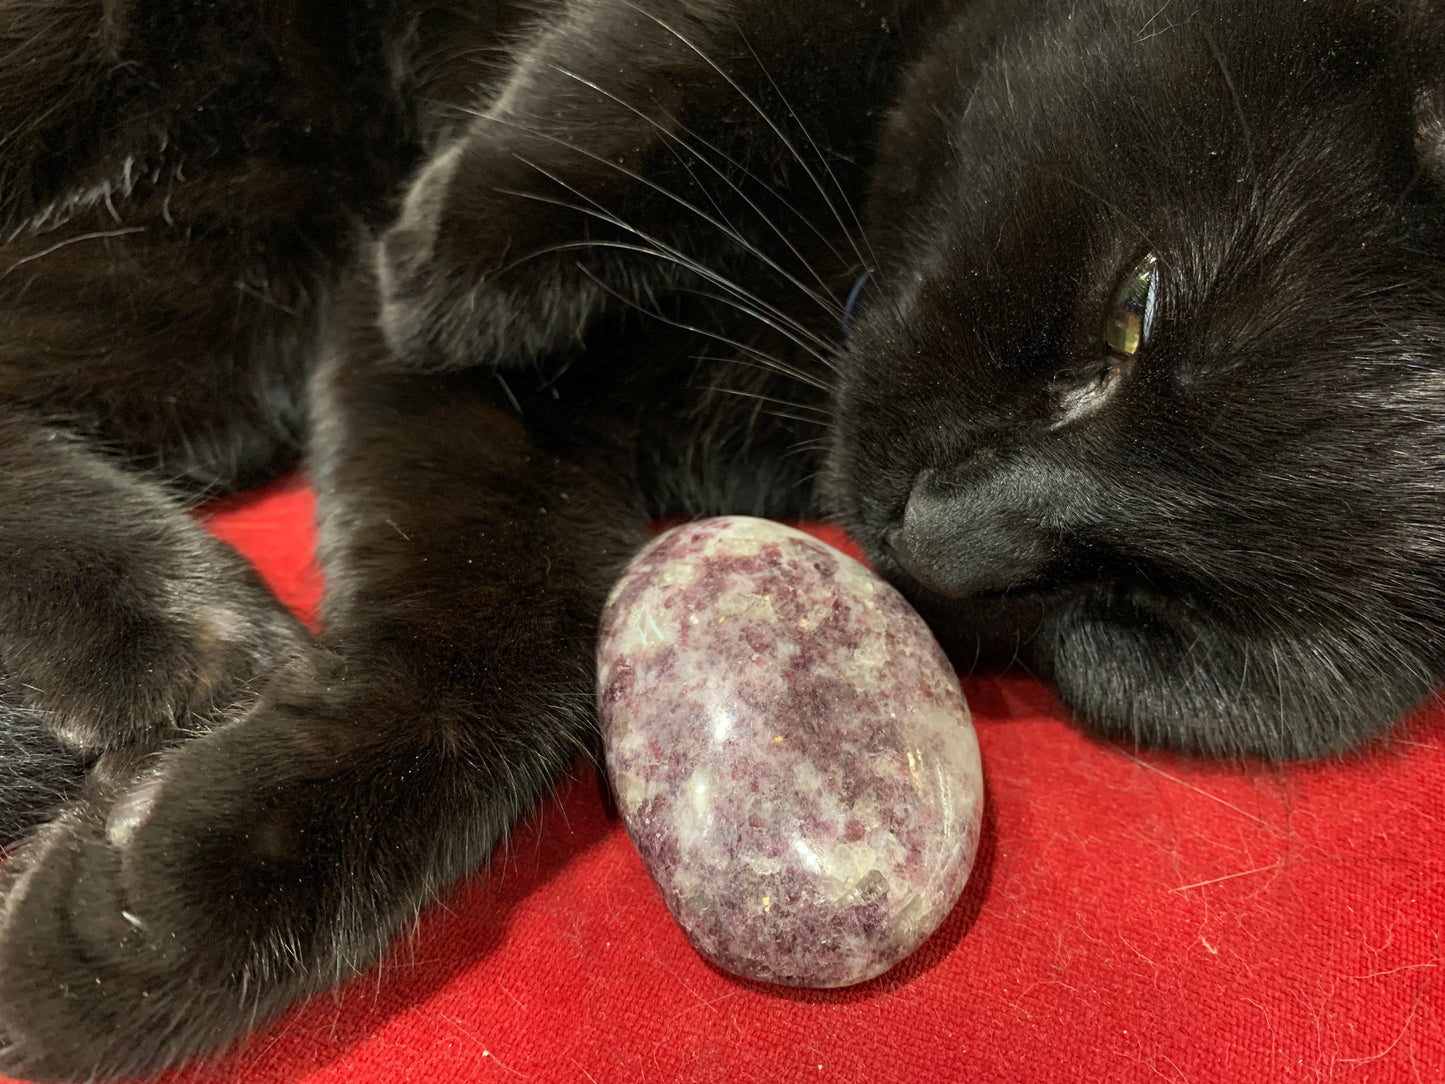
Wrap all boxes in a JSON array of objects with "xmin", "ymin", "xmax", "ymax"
[
  {"xmin": 0, "ymin": 691, "xmax": 89, "ymax": 847},
  {"xmin": 0, "ymin": 806, "xmax": 166, "ymax": 1082}
]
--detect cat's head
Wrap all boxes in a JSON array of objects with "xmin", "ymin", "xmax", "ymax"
[{"xmin": 825, "ymin": 0, "xmax": 1445, "ymax": 757}]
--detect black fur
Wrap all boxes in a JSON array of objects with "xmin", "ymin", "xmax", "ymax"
[{"xmin": 0, "ymin": 0, "xmax": 1442, "ymax": 1078}]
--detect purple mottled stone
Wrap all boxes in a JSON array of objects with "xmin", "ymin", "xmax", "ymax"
[{"xmin": 597, "ymin": 517, "xmax": 983, "ymax": 988}]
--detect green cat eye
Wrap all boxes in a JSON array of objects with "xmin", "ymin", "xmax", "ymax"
[{"xmin": 1104, "ymin": 251, "xmax": 1159, "ymax": 357}]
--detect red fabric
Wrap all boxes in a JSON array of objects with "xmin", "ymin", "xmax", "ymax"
[{"xmin": 15, "ymin": 478, "xmax": 1443, "ymax": 1083}]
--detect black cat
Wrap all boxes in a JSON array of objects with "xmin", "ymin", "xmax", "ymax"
[{"xmin": 1, "ymin": 0, "xmax": 1442, "ymax": 1079}]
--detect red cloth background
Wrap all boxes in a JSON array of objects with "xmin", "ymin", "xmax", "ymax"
[{"xmin": 14, "ymin": 478, "xmax": 1443, "ymax": 1083}]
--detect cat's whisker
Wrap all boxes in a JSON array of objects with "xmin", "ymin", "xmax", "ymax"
[
  {"xmin": 784, "ymin": 438, "xmax": 835, "ymax": 462},
  {"xmin": 502, "ymin": 227, "xmax": 840, "ymax": 370},
  {"xmin": 664, "ymin": 113, "xmax": 856, "ymax": 271},
  {"xmin": 707, "ymin": 337, "xmax": 834, "ymax": 393},
  {"xmin": 705, "ymin": 346, "xmax": 833, "ymax": 394},
  {"xmin": 542, "ymin": 64, "xmax": 853, "ymax": 313},
  {"xmin": 1047, "ymin": 170, "xmax": 1162, "ymax": 257},
  {"xmin": 717, "ymin": 399, "xmax": 820, "ymax": 429},
  {"xmin": 609, "ymin": 0, "xmax": 877, "ymax": 278},
  {"xmin": 704, "ymin": 382, "xmax": 831, "ymax": 425},
  {"xmin": 670, "ymin": 283, "xmax": 840, "ymax": 362},
  {"xmin": 474, "ymin": 113, "xmax": 848, "ymax": 327},
  {"xmin": 491, "ymin": 178, "xmax": 839, "ymax": 363},
  {"xmin": 1201, "ymin": 29, "xmax": 1254, "ymax": 176},
  {"xmin": 692, "ymin": 371, "xmax": 829, "ymax": 415},
  {"xmin": 572, "ymin": 262, "xmax": 833, "ymax": 393},
  {"xmin": 0, "ymin": 225, "xmax": 146, "ymax": 282},
  {"xmin": 735, "ymin": 34, "xmax": 882, "ymax": 278}
]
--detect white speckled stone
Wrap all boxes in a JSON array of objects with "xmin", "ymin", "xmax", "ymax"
[{"xmin": 597, "ymin": 517, "xmax": 983, "ymax": 988}]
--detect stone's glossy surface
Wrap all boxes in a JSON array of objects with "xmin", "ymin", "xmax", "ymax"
[{"xmin": 598, "ymin": 517, "xmax": 983, "ymax": 988}]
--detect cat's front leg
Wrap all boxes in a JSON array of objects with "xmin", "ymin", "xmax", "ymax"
[{"xmin": 0, "ymin": 310, "xmax": 646, "ymax": 1081}]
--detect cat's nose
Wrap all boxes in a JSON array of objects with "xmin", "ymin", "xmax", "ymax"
[{"xmin": 884, "ymin": 467, "xmax": 1054, "ymax": 599}]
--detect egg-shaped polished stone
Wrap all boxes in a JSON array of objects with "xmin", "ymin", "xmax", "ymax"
[{"xmin": 597, "ymin": 516, "xmax": 983, "ymax": 988}]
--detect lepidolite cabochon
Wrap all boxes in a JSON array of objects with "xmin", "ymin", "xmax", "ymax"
[{"xmin": 597, "ymin": 517, "xmax": 983, "ymax": 988}]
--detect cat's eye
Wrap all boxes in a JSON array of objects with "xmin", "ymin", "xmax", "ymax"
[
  {"xmin": 1103, "ymin": 251, "xmax": 1159, "ymax": 357},
  {"xmin": 1049, "ymin": 251, "xmax": 1159, "ymax": 425}
]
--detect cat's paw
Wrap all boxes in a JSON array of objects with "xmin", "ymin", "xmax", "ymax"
[
  {"xmin": 0, "ymin": 519, "xmax": 311, "ymax": 851},
  {"xmin": 376, "ymin": 135, "xmax": 619, "ymax": 372},
  {"xmin": 5, "ymin": 543, "xmax": 309, "ymax": 760},
  {"xmin": 0, "ymin": 412, "xmax": 315, "ymax": 843},
  {"xmin": 0, "ymin": 802, "xmax": 177, "ymax": 1081},
  {"xmin": 0, "ymin": 656, "xmax": 504, "ymax": 1081},
  {"xmin": 0, "ymin": 680, "xmax": 342, "ymax": 1079}
]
